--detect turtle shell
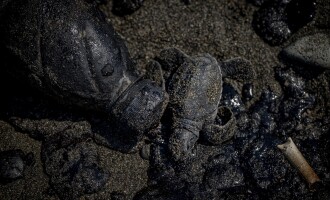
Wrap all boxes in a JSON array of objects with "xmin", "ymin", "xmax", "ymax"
[{"xmin": 0, "ymin": 0, "xmax": 138, "ymax": 110}]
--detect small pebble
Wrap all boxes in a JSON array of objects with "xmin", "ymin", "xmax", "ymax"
[{"xmin": 140, "ymin": 144, "xmax": 151, "ymax": 160}]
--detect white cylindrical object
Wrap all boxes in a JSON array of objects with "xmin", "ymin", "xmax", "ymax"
[{"xmin": 277, "ymin": 137, "xmax": 320, "ymax": 187}]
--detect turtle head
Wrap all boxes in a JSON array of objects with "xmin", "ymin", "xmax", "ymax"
[{"xmin": 111, "ymin": 79, "xmax": 168, "ymax": 140}]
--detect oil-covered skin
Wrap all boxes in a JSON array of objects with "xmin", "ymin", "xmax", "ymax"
[
  {"xmin": 169, "ymin": 54, "xmax": 223, "ymax": 160},
  {"xmin": 0, "ymin": 0, "xmax": 168, "ymax": 140},
  {"xmin": 149, "ymin": 49, "xmax": 255, "ymax": 160},
  {"xmin": 152, "ymin": 49, "xmax": 223, "ymax": 160}
]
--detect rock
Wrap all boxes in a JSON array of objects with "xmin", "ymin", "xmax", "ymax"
[
  {"xmin": 140, "ymin": 144, "xmax": 151, "ymax": 160},
  {"xmin": 281, "ymin": 33, "xmax": 330, "ymax": 69}
]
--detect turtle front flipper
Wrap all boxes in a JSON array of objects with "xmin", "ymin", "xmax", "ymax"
[
  {"xmin": 221, "ymin": 58, "xmax": 256, "ymax": 82},
  {"xmin": 154, "ymin": 47, "xmax": 193, "ymax": 87},
  {"xmin": 144, "ymin": 60, "xmax": 165, "ymax": 89}
]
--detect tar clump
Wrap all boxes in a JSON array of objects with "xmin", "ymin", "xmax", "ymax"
[
  {"xmin": 252, "ymin": 0, "xmax": 316, "ymax": 45},
  {"xmin": 0, "ymin": 150, "xmax": 34, "ymax": 184},
  {"xmin": 112, "ymin": 0, "xmax": 144, "ymax": 16},
  {"xmin": 41, "ymin": 130, "xmax": 109, "ymax": 199}
]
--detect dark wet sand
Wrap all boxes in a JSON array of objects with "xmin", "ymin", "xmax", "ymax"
[{"xmin": 1, "ymin": 0, "xmax": 329, "ymax": 199}]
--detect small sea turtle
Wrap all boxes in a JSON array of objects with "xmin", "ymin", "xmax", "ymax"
[
  {"xmin": 0, "ymin": 0, "xmax": 168, "ymax": 144},
  {"xmin": 0, "ymin": 0, "xmax": 255, "ymax": 161},
  {"xmin": 147, "ymin": 48, "xmax": 255, "ymax": 160}
]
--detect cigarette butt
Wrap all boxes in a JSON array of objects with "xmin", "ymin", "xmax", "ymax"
[{"xmin": 277, "ymin": 137, "xmax": 320, "ymax": 187}]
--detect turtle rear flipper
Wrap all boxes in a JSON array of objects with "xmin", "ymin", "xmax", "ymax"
[{"xmin": 201, "ymin": 106, "xmax": 236, "ymax": 145}]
